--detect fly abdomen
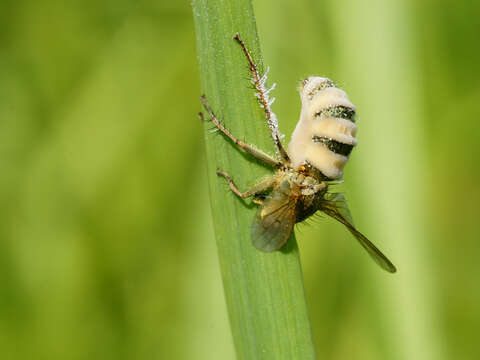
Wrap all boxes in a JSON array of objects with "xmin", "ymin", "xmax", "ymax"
[
  {"xmin": 312, "ymin": 136, "xmax": 354, "ymax": 157},
  {"xmin": 288, "ymin": 77, "xmax": 357, "ymax": 180},
  {"xmin": 320, "ymin": 105, "xmax": 356, "ymax": 122}
]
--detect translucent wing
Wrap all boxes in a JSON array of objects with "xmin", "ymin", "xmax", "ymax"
[
  {"xmin": 251, "ymin": 184, "xmax": 298, "ymax": 252},
  {"xmin": 321, "ymin": 193, "xmax": 397, "ymax": 273}
]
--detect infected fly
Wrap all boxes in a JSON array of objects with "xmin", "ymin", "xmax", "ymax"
[{"xmin": 199, "ymin": 33, "xmax": 396, "ymax": 273}]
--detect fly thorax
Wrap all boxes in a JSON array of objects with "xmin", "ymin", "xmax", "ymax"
[
  {"xmin": 301, "ymin": 176, "xmax": 327, "ymax": 196},
  {"xmin": 288, "ymin": 76, "xmax": 357, "ymax": 180}
]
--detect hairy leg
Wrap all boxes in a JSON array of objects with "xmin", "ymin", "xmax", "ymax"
[
  {"xmin": 233, "ymin": 33, "xmax": 290, "ymax": 163},
  {"xmin": 200, "ymin": 96, "xmax": 282, "ymax": 168},
  {"xmin": 217, "ymin": 169, "xmax": 276, "ymax": 200}
]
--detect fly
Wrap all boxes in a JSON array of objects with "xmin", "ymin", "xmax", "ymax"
[{"xmin": 199, "ymin": 33, "xmax": 396, "ymax": 273}]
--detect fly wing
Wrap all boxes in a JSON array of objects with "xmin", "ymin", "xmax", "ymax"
[
  {"xmin": 322, "ymin": 193, "xmax": 397, "ymax": 273},
  {"xmin": 251, "ymin": 189, "xmax": 298, "ymax": 252}
]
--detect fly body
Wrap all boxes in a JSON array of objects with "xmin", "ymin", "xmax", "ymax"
[
  {"xmin": 249, "ymin": 167, "xmax": 328, "ymax": 252},
  {"xmin": 199, "ymin": 33, "xmax": 396, "ymax": 273}
]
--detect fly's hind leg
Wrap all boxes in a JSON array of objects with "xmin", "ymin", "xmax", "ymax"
[
  {"xmin": 200, "ymin": 95, "xmax": 282, "ymax": 168},
  {"xmin": 233, "ymin": 33, "xmax": 290, "ymax": 163},
  {"xmin": 216, "ymin": 169, "xmax": 276, "ymax": 204}
]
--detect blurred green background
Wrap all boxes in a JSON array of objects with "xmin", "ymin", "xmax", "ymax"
[{"xmin": 1, "ymin": 0, "xmax": 479, "ymax": 359}]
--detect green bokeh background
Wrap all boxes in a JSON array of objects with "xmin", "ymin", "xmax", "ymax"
[{"xmin": 1, "ymin": 0, "xmax": 479, "ymax": 359}]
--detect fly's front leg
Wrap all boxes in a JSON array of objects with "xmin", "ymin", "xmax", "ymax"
[
  {"xmin": 217, "ymin": 169, "xmax": 276, "ymax": 204},
  {"xmin": 200, "ymin": 95, "xmax": 282, "ymax": 168}
]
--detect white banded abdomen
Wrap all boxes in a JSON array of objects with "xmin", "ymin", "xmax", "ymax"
[{"xmin": 288, "ymin": 77, "xmax": 357, "ymax": 179}]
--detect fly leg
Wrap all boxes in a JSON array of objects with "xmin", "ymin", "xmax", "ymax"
[
  {"xmin": 233, "ymin": 33, "xmax": 290, "ymax": 163},
  {"xmin": 200, "ymin": 95, "xmax": 282, "ymax": 168},
  {"xmin": 216, "ymin": 169, "xmax": 276, "ymax": 204}
]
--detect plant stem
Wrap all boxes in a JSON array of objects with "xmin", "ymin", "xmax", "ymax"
[{"xmin": 191, "ymin": 0, "xmax": 316, "ymax": 359}]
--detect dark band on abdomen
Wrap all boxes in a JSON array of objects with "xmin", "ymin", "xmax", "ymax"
[
  {"xmin": 312, "ymin": 136, "xmax": 354, "ymax": 156},
  {"xmin": 317, "ymin": 105, "xmax": 356, "ymax": 122}
]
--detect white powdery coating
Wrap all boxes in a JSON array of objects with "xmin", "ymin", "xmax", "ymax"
[
  {"xmin": 288, "ymin": 76, "xmax": 357, "ymax": 179},
  {"xmin": 255, "ymin": 67, "xmax": 284, "ymax": 141},
  {"xmin": 311, "ymin": 117, "xmax": 358, "ymax": 146}
]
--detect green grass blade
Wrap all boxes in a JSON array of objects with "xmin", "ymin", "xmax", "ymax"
[{"xmin": 191, "ymin": 1, "xmax": 316, "ymax": 359}]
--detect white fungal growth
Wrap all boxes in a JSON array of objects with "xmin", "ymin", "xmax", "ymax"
[
  {"xmin": 254, "ymin": 67, "xmax": 285, "ymax": 141},
  {"xmin": 288, "ymin": 76, "xmax": 357, "ymax": 179}
]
